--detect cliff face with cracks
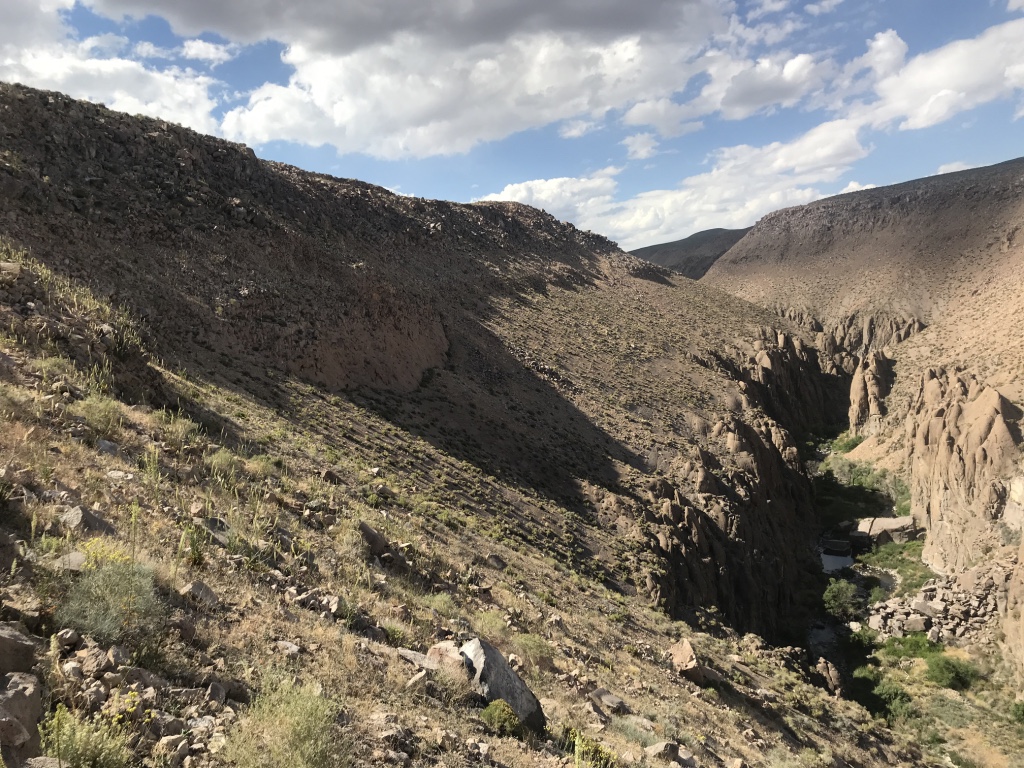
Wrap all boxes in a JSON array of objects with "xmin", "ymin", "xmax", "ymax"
[{"xmin": 702, "ymin": 156, "xmax": 1024, "ymax": 676}]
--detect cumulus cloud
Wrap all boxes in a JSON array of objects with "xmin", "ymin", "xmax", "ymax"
[
  {"xmin": 478, "ymin": 166, "xmax": 621, "ymax": 224},
  {"xmin": 935, "ymin": 161, "xmax": 974, "ymax": 175},
  {"xmin": 805, "ymin": 0, "xmax": 843, "ymax": 16},
  {"xmin": 624, "ymin": 49, "xmax": 829, "ymax": 134},
  {"xmin": 856, "ymin": 19, "xmax": 1024, "ymax": 130},
  {"xmin": 0, "ymin": 0, "xmax": 221, "ymax": 134},
  {"xmin": 622, "ymin": 133, "xmax": 659, "ymax": 160},
  {"xmin": 1010, "ymin": 0, "xmax": 1024, "ymax": 11},
  {"xmin": 482, "ymin": 119, "xmax": 867, "ymax": 249},
  {"xmin": 181, "ymin": 39, "xmax": 238, "ymax": 66},
  {"xmin": 220, "ymin": 31, "xmax": 720, "ymax": 158}
]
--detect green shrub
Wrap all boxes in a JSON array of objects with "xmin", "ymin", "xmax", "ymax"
[
  {"xmin": 224, "ymin": 678, "xmax": 348, "ymax": 768},
  {"xmin": 831, "ymin": 433, "xmax": 864, "ymax": 454},
  {"xmin": 823, "ymin": 578, "xmax": 861, "ymax": 619},
  {"xmin": 71, "ymin": 395, "xmax": 123, "ymax": 440},
  {"xmin": 562, "ymin": 727, "xmax": 617, "ymax": 768},
  {"xmin": 1011, "ymin": 701, "xmax": 1024, "ymax": 724},
  {"xmin": 40, "ymin": 703, "xmax": 130, "ymax": 768},
  {"xmin": 481, "ymin": 700, "xmax": 522, "ymax": 737},
  {"xmin": 55, "ymin": 559, "xmax": 165, "ymax": 645},
  {"xmin": 925, "ymin": 655, "xmax": 980, "ymax": 690},
  {"xmin": 880, "ymin": 633, "xmax": 942, "ymax": 660},
  {"xmin": 205, "ymin": 447, "xmax": 240, "ymax": 481}
]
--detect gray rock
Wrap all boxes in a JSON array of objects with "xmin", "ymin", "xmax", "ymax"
[
  {"xmin": 644, "ymin": 741, "xmax": 679, "ymax": 762},
  {"xmin": 54, "ymin": 628, "xmax": 80, "ymax": 650},
  {"xmin": 590, "ymin": 687, "xmax": 630, "ymax": 715},
  {"xmin": 179, "ymin": 581, "xmax": 219, "ymax": 609},
  {"xmin": 59, "ymin": 506, "xmax": 114, "ymax": 535},
  {"xmin": 905, "ymin": 615, "xmax": 929, "ymax": 633},
  {"xmin": 0, "ymin": 626, "xmax": 35, "ymax": 675},
  {"xmin": 460, "ymin": 638, "xmax": 545, "ymax": 734},
  {"xmin": 0, "ymin": 672, "xmax": 42, "ymax": 762}
]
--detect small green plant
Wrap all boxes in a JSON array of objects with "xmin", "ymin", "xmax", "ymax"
[
  {"xmin": 55, "ymin": 559, "xmax": 165, "ymax": 645},
  {"xmin": 926, "ymin": 655, "xmax": 980, "ymax": 690},
  {"xmin": 823, "ymin": 578, "xmax": 861, "ymax": 619},
  {"xmin": 223, "ymin": 678, "xmax": 348, "ymax": 768},
  {"xmin": 205, "ymin": 447, "xmax": 240, "ymax": 483},
  {"xmin": 1011, "ymin": 701, "xmax": 1024, "ymax": 724},
  {"xmin": 480, "ymin": 699, "xmax": 523, "ymax": 737},
  {"xmin": 71, "ymin": 394, "xmax": 123, "ymax": 440},
  {"xmin": 562, "ymin": 727, "xmax": 617, "ymax": 768},
  {"xmin": 40, "ymin": 703, "xmax": 130, "ymax": 768}
]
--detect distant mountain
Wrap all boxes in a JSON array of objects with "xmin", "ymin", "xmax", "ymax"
[{"xmin": 630, "ymin": 227, "xmax": 751, "ymax": 279}]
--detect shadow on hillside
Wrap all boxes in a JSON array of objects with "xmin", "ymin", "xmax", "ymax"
[{"xmin": 353, "ymin": 318, "xmax": 645, "ymax": 508}]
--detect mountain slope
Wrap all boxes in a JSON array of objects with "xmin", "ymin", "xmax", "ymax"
[
  {"xmin": 0, "ymin": 82, "xmax": 926, "ymax": 768},
  {"xmin": 631, "ymin": 227, "xmax": 751, "ymax": 279}
]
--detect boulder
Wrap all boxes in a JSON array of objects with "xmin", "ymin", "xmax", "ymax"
[
  {"xmin": 589, "ymin": 688, "xmax": 629, "ymax": 715},
  {"xmin": 855, "ymin": 517, "xmax": 920, "ymax": 545},
  {"xmin": 0, "ymin": 672, "xmax": 43, "ymax": 763},
  {"xmin": 0, "ymin": 626, "xmax": 35, "ymax": 675},
  {"xmin": 459, "ymin": 638, "xmax": 545, "ymax": 734},
  {"xmin": 425, "ymin": 641, "xmax": 466, "ymax": 674},
  {"xmin": 644, "ymin": 741, "xmax": 679, "ymax": 762},
  {"xmin": 667, "ymin": 639, "xmax": 705, "ymax": 684},
  {"xmin": 179, "ymin": 581, "xmax": 220, "ymax": 609},
  {"xmin": 59, "ymin": 506, "xmax": 115, "ymax": 535}
]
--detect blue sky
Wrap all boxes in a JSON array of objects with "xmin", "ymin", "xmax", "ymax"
[{"xmin": 2, "ymin": 1, "xmax": 1023, "ymax": 249}]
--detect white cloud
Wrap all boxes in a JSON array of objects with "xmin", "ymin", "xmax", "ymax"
[
  {"xmin": 1010, "ymin": 0, "xmax": 1024, "ymax": 11},
  {"xmin": 805, "ymin": 0, "xmax": 843, "ymax": 16},
  {"xmin": 559, "ymin": 119, "xmax": 601, "ymax": 139},
  {"xmin": 747, "ymin": 0, "xmax": 791, "ymax": 21},
  {"xmin": 221, "ymin": 31, "xmax": 721, "ymax": 158},
  {"xmin": 935, "ymin": 161, "xmax": 974, "ymax": 175},
  {"xmin": 133, "ymin": 41, "xmax": 176, "ymax": 59},
  {"xmin": 856, "ymin": 19, "xmax": 1024, "ymax": 130},
  {"xmin": 623, "ymin": 49, "xmax": 829, "ymax": 134},
  {"xmin": 181, "ymin": 39, "xmax": 238, "ymax": 66},
  {"xmin": 622, "ymin": 133, "xmax": 659, "ymax": 160},
  {"xmin": 839, "ymin": 180, "xmax": 875, "ymax": 193},
  {"xmin": 0, "ymin": 0, "xmax": 220, "ymax": 134},
  {"xmin": 623, "ymin": 98, "xmax": 704, "ymax": 137},
  {"xmin": 478, "ymin": 166, "xmax": 621, "ymax": 224},
  {"xmin": 481, "ymin": 118, "xmax": 867, "ymax": 249}
]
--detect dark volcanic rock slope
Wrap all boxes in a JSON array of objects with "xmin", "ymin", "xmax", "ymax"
[
  {"xmin": 630, "ymin": 227, "xmax": 751, "ymax": 279},
  {"xmin": 0, "ymin": 83, "xmax": 847, "ymax": 639},
  {"xmin": 703, "ymin": 158, "xmax": 1024, "ymax": 677}
]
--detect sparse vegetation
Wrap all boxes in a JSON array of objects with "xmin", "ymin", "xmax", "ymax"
[
  {"xmin": 223, "ymin": 678, "xmax": 348, "ymax": 768},
  {"xmin": 40, "ymin": 704, "xmax": 131, "ymax": 768},
  {"xmin": 925, "ymin": 656, "xmax": 981, "ymax": 691},
  {"xmin": 860, "ymin": 541, "xmax": 934, "ymax": 596},
  {"xmin": 55, "ymin": 558, "xmax": 165, "ymax": 646}
]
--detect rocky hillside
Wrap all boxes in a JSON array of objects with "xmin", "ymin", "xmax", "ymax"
[
  {"xmin": 0, "ymin": 82, "xmax": 934, "ymax": 768},
  {"xmin": 630, "ymin": 229, "xmax": 751, "ymax": 280},
  {"xmin": 703, "ymin": 159, "xmax": 1024, "ymax": 685}
]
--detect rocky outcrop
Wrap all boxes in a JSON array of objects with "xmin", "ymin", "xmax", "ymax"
[
  {"xmin": 848, "ymin": 351, "xmax": 895, "ymax": 436},
  {"xmin": 905, "ymin": 368, "xmax": 1023, "ymax": 573},
  {"xmin": 865, "ymin": 560, "xmax": 1014, "ymax": 647}
]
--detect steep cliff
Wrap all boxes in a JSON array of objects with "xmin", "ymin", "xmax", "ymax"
[{"xmin": 702, "ymin": 156, "xmax": 1024, "ymax": 677}]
